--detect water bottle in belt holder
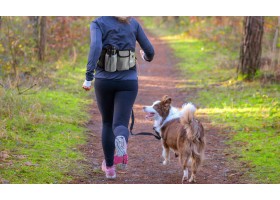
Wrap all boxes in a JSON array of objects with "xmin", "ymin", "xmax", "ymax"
[{"xmin": 104, "ymin": 46, "xmax": 117, "ymax": 72}]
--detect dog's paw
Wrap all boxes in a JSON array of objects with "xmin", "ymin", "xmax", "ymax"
[
  {"xmin": 188, "ymin": 177, "xmax": 196, "ymax": 183},
  {"xmin": 182, "ymin": 176, "xmax": 189, "ymax": 184},
  {"xmin": 163, "ymin": 160, "xmax": 169, "ymax": 165}
]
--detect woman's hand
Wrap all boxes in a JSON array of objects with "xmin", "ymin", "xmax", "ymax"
[
  {"xmin": 82, "ymin": 80, "xmax": 92, "ymax": 91},
  {"xmin": 140, "ymin": 50, "xmax": 145, "ymax": 61}
]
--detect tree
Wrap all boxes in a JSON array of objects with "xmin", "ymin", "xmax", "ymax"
[
  {"xmin": 28, "ymin": 16, "xmax": 46, "ymax": 62},
  {"xmin": 38, "ymin": 16, "xmax": 46, "ymax": 61},
  {"xmin": 237, "ymin": 16, "xmax": 264, "ymax": 81},
  {"xmin": 272, "ymin": 16, "xmax": 280, "ymax": 69}
]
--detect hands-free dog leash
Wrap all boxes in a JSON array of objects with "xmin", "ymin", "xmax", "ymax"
[{"xmin": 130, "ymin": 109, "xmax": 161, "ymax": 140}]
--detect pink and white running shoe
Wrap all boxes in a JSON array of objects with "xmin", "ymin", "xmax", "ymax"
[
  {"xmin": 114, "ymin": 136, "xmax": 128, "ymax": 170},
  {"xmin": 101, "ymin": 160, "xmax": 116, "ymax": 179}
]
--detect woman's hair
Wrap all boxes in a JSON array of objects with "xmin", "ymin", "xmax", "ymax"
[{"xmin": 115, "ymin": 16, "xmax": 131, "ymax": 23}]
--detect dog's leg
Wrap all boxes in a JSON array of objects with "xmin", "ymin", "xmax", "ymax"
[
  {"xmin": 189, "ymin": 156, "xmax": 200, "ymax": 183},
  {"xmin": 180, "ymin": 153, "xmax": 190, "ymax": 184},
  {"xmin": 162, "ymin": 146, "xmax": 170, "ymax": 165},
  {"xmin": 182, "ymin": 168, "xmax": 188, "ymax": 184},
  {"xmin": 189, "ymin": 174, "xmax": 196, "ymax": 183}
]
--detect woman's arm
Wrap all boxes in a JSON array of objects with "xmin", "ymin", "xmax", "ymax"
[
  {"xmin": 85, "ymin": 22, "xmax": 103, "ymax": 81},
  {"xmin": 136, "ymin": 23, "xmax": 155, "ymax": 62}
]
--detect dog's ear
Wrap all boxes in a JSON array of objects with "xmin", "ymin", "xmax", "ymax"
[
  {"xmin": 162, "ymin": 95, "xmax": 170, "ymax": 101},
  {"xmin": 162, "ymin": 95, "xmax": 172, "ymax": 106}
]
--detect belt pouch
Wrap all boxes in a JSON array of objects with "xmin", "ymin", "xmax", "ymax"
[{"xmin": 117, "ymin": 51, "xmax": 130, "ymax": 71}]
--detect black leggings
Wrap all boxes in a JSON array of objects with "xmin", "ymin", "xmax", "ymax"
[{"xmin": 94, "ymin": 79, "xmax": 138, "ymax": 167}]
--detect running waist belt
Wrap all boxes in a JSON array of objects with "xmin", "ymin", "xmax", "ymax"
[{"xmin": 97, "ymin": 46, "xmax": 136, "ymax": 72}]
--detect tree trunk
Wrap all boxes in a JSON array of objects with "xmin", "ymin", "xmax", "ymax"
[
  {"xmin": 272, "ymin": 16, "xmax": 280, "ymax": 69},
  {"xmin": 238, "ymin": 16, "xmax": 264, "ymax": 81},
  {"xmin": 29, "ymin": 16, "xmax": 47, "ymax": 62},
  {"xmin": 0, "ymin": 16, "xmax": 2, "ymax": 30},
  {"xmin": 272, "ymin": 17, "xmax": 280, "ymax": 52},
  {"xmin": 174, "ymin": 16, "xmax": 180, "ymax": 23},
  {"xmin": 214, "ymin": 16, "xmax": 223, "ymax": 26},
  {"xmin": 38, "ymin": 16, "xmax": 46, "ymax": 62},
  {"xmin": 162, "ymin": 16, "xmax": 168, "ymax": 23}
]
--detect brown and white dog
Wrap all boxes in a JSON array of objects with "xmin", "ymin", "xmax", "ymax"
[{"xmin": 143, "ymin": 95, "xmax": 205, "ymax": 183}]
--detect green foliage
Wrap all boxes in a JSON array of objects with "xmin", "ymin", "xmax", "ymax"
[
  {"xmin": 46, "ymin": 16, "xmax": 93, "ymax": 61},
  {"xmin": 0, "ymin": 17, "xmax": 36, "ymax": 76},
  {"xmin": 0, "ymin": 17, "xmax": 95, "ymax": 183},
  {"xmin": 140, "ymin": 16, "xmax": 243, "ymax": 52},
  {"xmin": 141, "ymin": 17, "xmax": 280, "ymax": 79},
  {"xmin": 197, "ymin": 84, "xmax": 280, "ymax": 183},
  {"xmin": 0, "ymin": 53, "xmax": 92, "ymax": 184},
  {"xmin": 0, "ymin": 16, "xmax": 93, "ymax": 79},
  {"xmin": 141, "ymin": 16, "xmax": 280, "ymax": 183},
  {"xmin": 158, "ymin": 34, "xmax": 238, "ymax": 87}
]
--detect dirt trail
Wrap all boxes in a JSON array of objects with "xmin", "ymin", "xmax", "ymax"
[{"xmin": 72, "ymin": 25, "xmax": 244, "ymax": 184}]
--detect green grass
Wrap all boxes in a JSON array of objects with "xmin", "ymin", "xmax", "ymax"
[
  {"xmin": 0, "ymin": 57, "xmax": 92, "ymax": 183},
  {"xmin": 141, "ymin": 17, "xmax": 280, "ymax": 183},
  {"xmin": 197, "ymin": 83, "xmax": 280, "ymax": 183}
]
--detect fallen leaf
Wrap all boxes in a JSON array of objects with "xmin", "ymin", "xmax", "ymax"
[
  {"xmin": 1, "ymin": 179, "xmax": 10, "ymax": 184},
  {"xmin": 24, "ymin": 161, "xmax": 35, "ymax": 166},
  {"xmin": 0, "ymin": 151, "xmax": 10, "ymax": 160}
]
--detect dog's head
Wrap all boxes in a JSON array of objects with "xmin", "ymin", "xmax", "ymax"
[{"xmin": 143, "ymin": 95, "xmax": 172, "ymax": 123}]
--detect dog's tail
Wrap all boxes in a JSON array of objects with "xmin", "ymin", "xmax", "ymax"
[
  {"xmin": 180, "ymin": 103, "xmax": 205, "ymax": 160},
  {"xmin": 180, "ymin": 102, "xmax": 197, "ymax": 141},
  {"xmin": 180, "ymin": 103, "xmax": 196, "ymax": 125}
]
